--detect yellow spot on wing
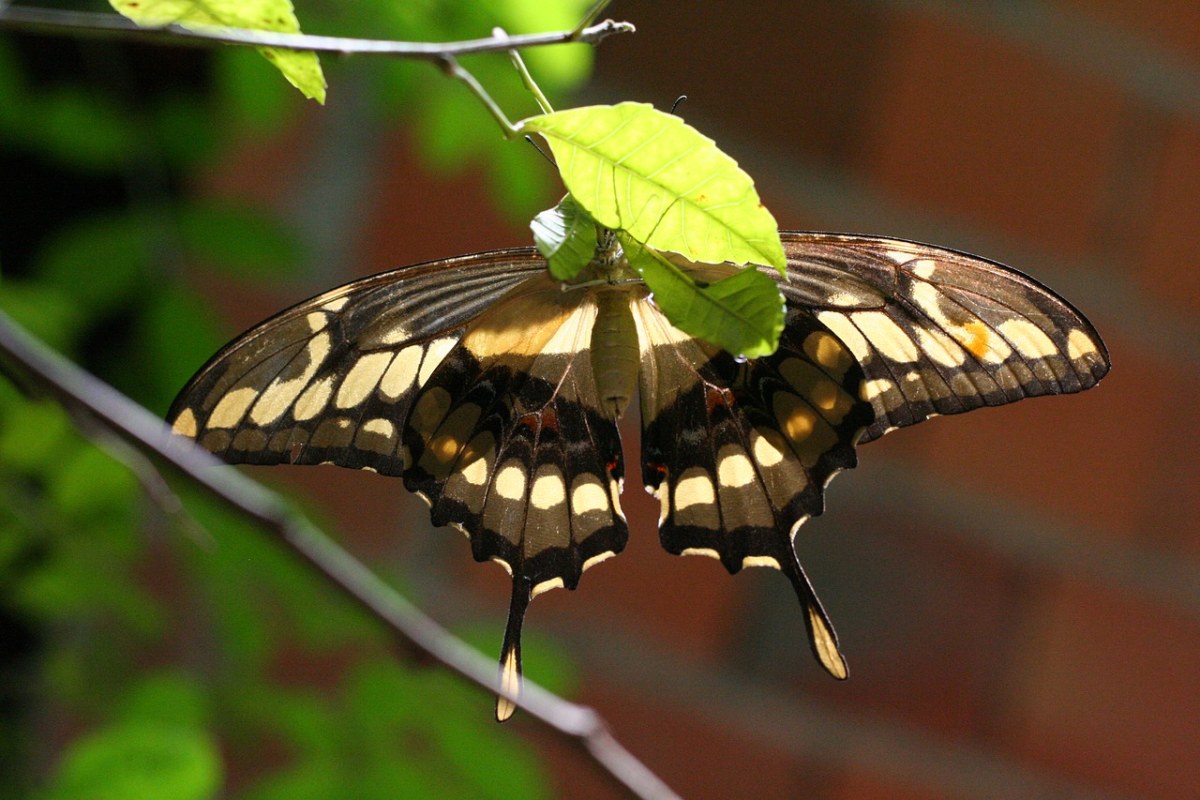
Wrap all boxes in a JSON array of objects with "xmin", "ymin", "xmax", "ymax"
[
  {"xmin": 496, "ymin": 648, "xmax": 521, "ymax": 722},
  {"xmin": 173, "ymin": 408, "xmax": 198, "ymax": 437},
  {"xmin": 774, "ymin": 393, "xmax": 817, "ymax": 442},
  {"xmin": 681, "ymin": 546, "xmax": 715, "ymax": 561},
  {"xmin": 751, "ymin": 429, "xmax": 785, "ymax": 467},
  {"xmin": 999, "ymin": 318, "xmax": 1059, "ymax": 359},
  {"xmin": 854, "ymin": 311, "xmax": 920, "ymax": 363},
  {"xmin": 336, "ymin": 352, "xmax": 393, "ymax": 409},
  {"xmin": 571, "ymin": 477, "xmax": 609, "ymax": 515},
  {"xmin": 531, "ymin": 577, "xmax": 564, "ymax": 598},
  {"xmin": 379, "ymin": 345, "xmax": 422, "ymax": 399},
  {"xmin": 209, "ymin": 386, "xmax": 259, "ymax": 429},
  {"xmin": 717, "ymin": 450, "xmax": 755, "ymax": 488},
  {"xmin": 804, "ymin": 331, "xmax": 853, "ymax": 376},
  {"xmin": 582, "ymin": 551, "xmax": 615, "ymax": 572},
  {"xmin": 674, "ymin": 470, "xmax": 716, "ymax": 510},
  {"xmin": 816, "ymin": 311, "xmax": 871, "ymax": 362},
  {"xmin": 252, "ymin": 333, "xmax": 332, "ymax": 426},
  {"xmin": 461, "ymin": 452, "xmax": 489, "ymax": 486},
  {"xmin": 530, "ymin": 468, "xmax": 567, "ymax": 510},
  {"xmin": 418, "ymin": 337, "xmax": 457, "ymax": 386},
  {"xmin": 1067, "ymin": 327, "xmax": 1097, "ymax": 360},
  {"xmin": 495, "ymin": 463, "xmax": 527, "ymax": 501},
  {"xmin": 293, "ymin": 376, "xmax": 334, "ymax": 421}
]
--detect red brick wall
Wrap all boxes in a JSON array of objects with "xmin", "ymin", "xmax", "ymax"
[{"xmin": 208, "ymin": 2, "xmax": 1200, "ymax": 797}]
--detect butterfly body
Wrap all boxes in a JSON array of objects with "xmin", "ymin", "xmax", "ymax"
[{"xmin": 169, "ymin": 232, "xmax": 1109, "ymax": 719}]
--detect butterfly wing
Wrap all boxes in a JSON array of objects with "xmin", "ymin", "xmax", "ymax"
[
  {"xmin": 168, "ymin": 249, "xmax": 546, "ymax": 471},
  {"xmin": 779, "ymin": 232, "xmax": 1111, "ymax": 442},
  {"xmin": 169, "ymin": 250, "xmax": 627, "ymax": 721},
  {"xmin": 638, "ymin": 232, "xmax": 1111, "ymax": 678},
  {"xmin": 401, "ymin": 272, "xmax": 627, "ymax": 719},
  {"xmin": 636, "ymin": 295, "xmax": 872, "ymax": 679}
]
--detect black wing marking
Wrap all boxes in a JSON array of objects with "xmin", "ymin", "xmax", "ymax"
[
  {"xmin": 777, "ymin": 232, "xmax": 1110, "ymax": 442},
  {"xmin": 402, "ymin": 273, "xmax": 627, "ymax": 720},
  {"xmin": 168, "ymin": 249, "xmax": 545, "ymax": 471},
  {"xmin": 636, "ymin": 296, "xmax": 872, "ymax": 679}
]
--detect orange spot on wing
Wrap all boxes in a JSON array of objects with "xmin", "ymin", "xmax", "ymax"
[{"xmin": 963, "ymin": 321, "xmax": 991, "ymax": 359}]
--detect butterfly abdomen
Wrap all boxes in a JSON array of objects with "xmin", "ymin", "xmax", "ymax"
[{"xmin": 590, "ymin": 287, "xmax": 640, "ymax": 420}]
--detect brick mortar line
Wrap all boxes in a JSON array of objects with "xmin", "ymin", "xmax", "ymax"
[
  {"xmin": 886, "ymin": 0, "xmax": 1200, "ymax": 119},
  {"xmin": 399, "ymin": 556, "xmax": 1137, "ymax": 800},
  {"xmin": 826, "ymin": 456, "xmax": 1200, "ymax": 618}
]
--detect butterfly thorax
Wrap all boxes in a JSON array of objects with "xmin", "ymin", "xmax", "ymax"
[{"xmin": 565, "ymin": 229, "xmax": 643, "ymax": 421}]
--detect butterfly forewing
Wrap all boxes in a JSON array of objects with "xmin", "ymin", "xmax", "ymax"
[
  {"xmin": 778, "ymin": 233, "xmax": 1110, "ymax": 442},
  {"xmin": 168, "ymin": 251, "xmax": 545, "ymax": 471}
]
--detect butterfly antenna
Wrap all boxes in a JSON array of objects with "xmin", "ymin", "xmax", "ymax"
[
  {"xmin": 670, "ymin": 95, "xmax": 688, "ymax": 115},
  {"xmin": 524, "ymin": 134, "xmax": 557, "ymax": 168}
]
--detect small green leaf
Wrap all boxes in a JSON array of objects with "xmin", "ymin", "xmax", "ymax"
[
  {"xmin": 531, "ymin": 195, "xmax": 597, "ymax": 280},
  {"xmin": 622, "ymin": 237, "xmax": 785, "ymax": 358},
  {"xmin": 48, "ymin": 721, "xmax": 221, "ymax": 800},
  {"xmin": 0, "ymin": 281, "xmax": 85, "ymax": 353},
  {"xmin": 519, "ymin": 102, "xmax": 786, "ymax": 272},
  {"xmin": 175, "ymin": 201, "xmax": 303, "ymax": 279},
  {"xmin": 0, "ymin": 400, "xmax": 73, "ymax": 477},
  {"xmin": 34, "ymin": 213, "xmax": 153, "ymax": 313},
  {"xmin": 109, "ymin": 0, "xmax": 326, "ymax": 103},
  {"xmin": 118, "ymin": 673, "xmax": 210, "ymax": 730},
  {"xmin": 33, "ymin": 87, "xmax": 136, "ymax": 171}
]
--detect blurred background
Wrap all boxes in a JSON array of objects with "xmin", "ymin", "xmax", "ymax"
[{"xmin": 1, "ymin": 1, "xmax": 1197, "ymax": 798}]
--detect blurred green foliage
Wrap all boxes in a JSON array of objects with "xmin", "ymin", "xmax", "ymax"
[{"xmin": 0, "ymin": 1, "xmax": 596, "ymax": 796}]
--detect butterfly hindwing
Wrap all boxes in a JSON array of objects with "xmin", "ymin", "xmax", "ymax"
[
  {"xmin": 636, "ymin": 296, "xmax": 872, "ymax": 678},
  {"xmin": 401, "ymin": 273, "xmax": 628, "ymax": 719},
  {"xmin": 778, "ymin": 233, "xmax": 1110, "ymax": 442}
]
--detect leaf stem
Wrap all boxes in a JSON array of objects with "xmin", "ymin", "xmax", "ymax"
[
  {"xmin": 439, "ymin": 55, "xmax": 520, "ymax": 137},
  {"xmin": 499, "ymin": 27, "xmax": 555, "ymax": 115}
]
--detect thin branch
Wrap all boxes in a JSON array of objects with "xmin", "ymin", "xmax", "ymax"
[
  {"xmin": 0, "ymin": 310, "xmax": 680, "ymax": 800},
  {"xmin": 0, "ymin": 5, "xmax": 635, "ymax": 58}
]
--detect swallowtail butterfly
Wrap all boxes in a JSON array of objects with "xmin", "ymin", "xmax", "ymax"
[{"xmin": 169, "ymin": 231, "xmax": 1109, "ymax": 719}]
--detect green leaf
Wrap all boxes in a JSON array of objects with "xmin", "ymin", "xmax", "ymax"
[
  {"xmin": 33, "ymin": 87, "xmax": 136, "ymax": 171},
  {"xmin": 0, "ymin": 281, "xmax": 85, "ymax": 353},
  {"xmin": 34, "ymin": 213, "xmax": 154, "ymax": 314},
  {"xmin": 519, "ymin": 103, "xmax": 786, "ymax": 272},
  {"xmin": 118, "ymin": 673, "xmax": 210, "ymax": 729},
  {"xmin": 109, "ymin": 0, "xmax": 326, "ymax": 103},
  {"xmin": 48, "ymin": 721, "xmax": 221, "ymax": 800},
  {"xmin": 531, "ymin": 195, "xmax": 597, "ymax": 280},
  {"xmin": 175, "ymin": 201, "xmax": 303, "ymax": 279},
  {"xmin": 621, "ymin": 237, "xmax": 785, "ymax": 358},
  {"xmin": 0, "ymin": 400, "xmax": 73, "ymax": 477}
]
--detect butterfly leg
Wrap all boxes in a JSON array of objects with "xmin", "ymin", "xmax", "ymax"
[
  {"xmin": 496, "ymin": 576, "xmax": 533, "ymax": 721},
  {"xmin": 783, "ymin": 545, "xmax": 848, "ymax": 680}
]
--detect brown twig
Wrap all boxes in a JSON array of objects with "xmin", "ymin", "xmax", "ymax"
[{"xmin": 0, "ymin": 5, "xmax": 635, "ymax": 58}]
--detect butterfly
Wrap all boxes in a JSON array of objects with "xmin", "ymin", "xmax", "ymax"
[{"xmin": 168, "ymin": 231, "xmax": 1110, "ymax": 719}]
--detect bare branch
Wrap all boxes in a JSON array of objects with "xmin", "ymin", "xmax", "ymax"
[
  {"xmin": 0, "ymin": 5, "xmax": 635, "ymax": 58},
  {"xmin": 0, "ymin": 309, "xmax": 679, "ymax": 800}
]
